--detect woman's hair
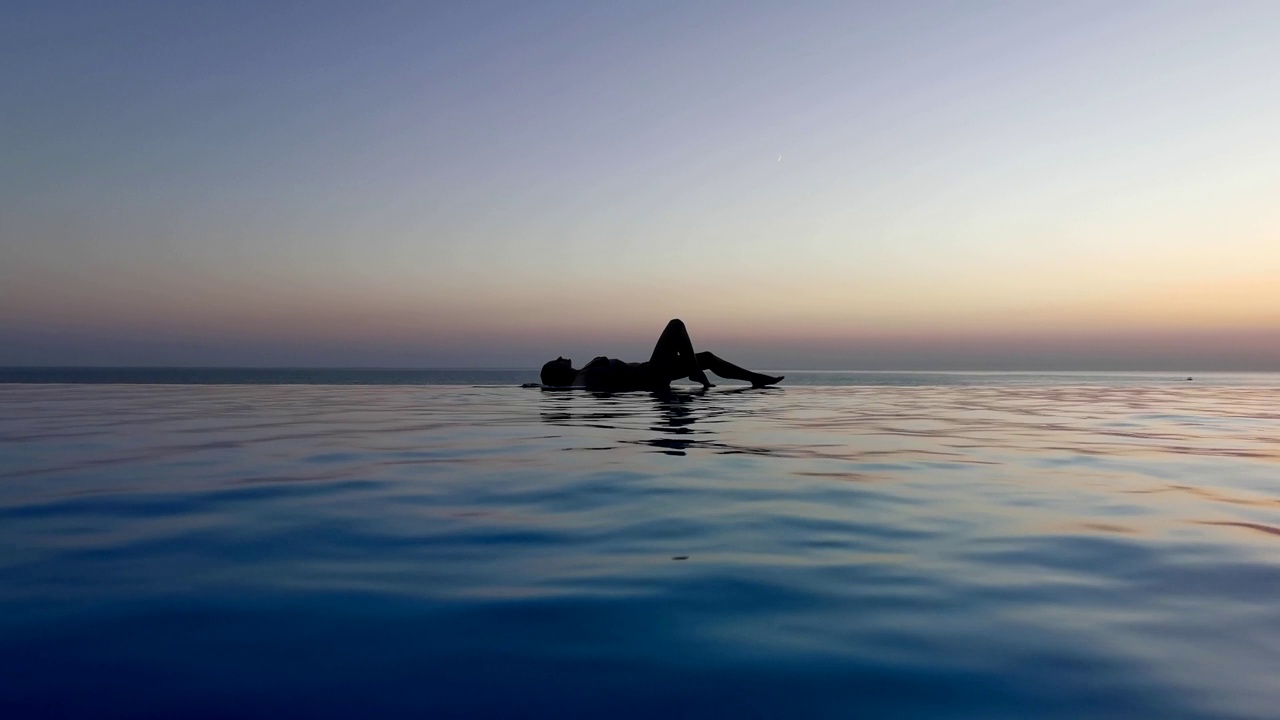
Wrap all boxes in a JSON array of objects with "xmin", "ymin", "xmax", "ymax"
[{"xmin": 540, "ymin": 359, "xmax": 577, "ymax": 387}]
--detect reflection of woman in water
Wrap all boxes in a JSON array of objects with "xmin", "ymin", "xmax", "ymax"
[{"xmin": 540, "ymin": 319, "xmax": 784, "ymax": 391}]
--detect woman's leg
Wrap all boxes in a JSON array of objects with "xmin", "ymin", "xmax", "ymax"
[
  {"xmin": 695, "ymin": 352, "xmax": 784, "ymax": 387},
  {"xmin": 648, "ymin": 319, "xmax": 712, "ymax": 386},
  {"xmin": 648, "ymin": 319, "xmax": 782, "ymax": 387}
]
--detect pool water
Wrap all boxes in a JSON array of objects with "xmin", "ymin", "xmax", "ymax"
[{"xmin": 2, "ymin": 382, "xmax": 1279, "ymax": 718}]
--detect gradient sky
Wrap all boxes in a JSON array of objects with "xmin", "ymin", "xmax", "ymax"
[{"xmin": 3, "ymin": 1, "xmax": 1278, "ymax": 369}]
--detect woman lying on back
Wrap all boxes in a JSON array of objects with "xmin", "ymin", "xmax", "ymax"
[{"xmin": 540, "ymin": 319, "xmax": 783, "ymax": 392}]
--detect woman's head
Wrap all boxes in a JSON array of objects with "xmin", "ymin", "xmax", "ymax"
[{"xmin": 540, "ymin": 357, "xmax": 577, "ymax": 386}]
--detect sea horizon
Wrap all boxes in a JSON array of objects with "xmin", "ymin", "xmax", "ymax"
[
  {"xmin": 7, "ymin": 3, "xmax": 1279, "ymax": 716},
  {"xmin": 2, "ymin": 366, "xmax": 1277, "ymax": 387}
]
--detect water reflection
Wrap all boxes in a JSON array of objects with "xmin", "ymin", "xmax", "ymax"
[
  {"xmin": 538, "ymin": 386, "xmax": 784, "ymax": 456},
  {"xmin": 5, "ymin": 383, "xmax": 1280, "ymax": 718}
]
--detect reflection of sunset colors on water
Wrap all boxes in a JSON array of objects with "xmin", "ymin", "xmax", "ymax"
[{"xmin": 3, "ymin": 381, "xmax": 1279, "ymax": 717}]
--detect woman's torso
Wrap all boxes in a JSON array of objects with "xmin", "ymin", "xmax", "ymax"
[{"xmin": 577, "ymin": 357, "xmax": 659, "ymax": 391}]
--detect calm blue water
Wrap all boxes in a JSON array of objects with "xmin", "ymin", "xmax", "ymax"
[{"xmin": 3, "ymin": 377, "xmax": 1280, "ymax": 718}]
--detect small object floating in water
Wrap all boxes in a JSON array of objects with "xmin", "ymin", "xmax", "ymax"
[
  {"xmin": 1186, "ymin": 377, "xmax": 1193, "ymax": 381},
  {"xmin": 671, "ymin": 556, "xmax": 689, "ymax": 561}
]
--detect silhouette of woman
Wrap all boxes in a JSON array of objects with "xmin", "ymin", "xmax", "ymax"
[{"xmin": 540, "ymin": 319, "xmax": 783, "ymax": 391}]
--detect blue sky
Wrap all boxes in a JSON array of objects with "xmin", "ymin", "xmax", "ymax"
[{"xmin": 3, "ymin": 1, "xmax": 1278, "ymax": 368}]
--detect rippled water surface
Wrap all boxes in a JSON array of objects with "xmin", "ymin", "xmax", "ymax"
[{"xmin": 3, "ymin": 382, "xmax": 1280, "ymax": 718}]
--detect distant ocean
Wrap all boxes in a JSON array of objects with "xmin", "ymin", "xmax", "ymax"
[
  {"xmin": 2, "ymin": 366, "xmax": 1276, "ymax": 387},
  {"xmin": 3, "ymin": 371, "xmax": 1280, "ymax": 718}
]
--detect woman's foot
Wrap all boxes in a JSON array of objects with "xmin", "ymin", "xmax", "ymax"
[
  {"xmin": 690, "ymin": 369, "xmax": 715, "ymax": 388},
  {"xmin": 750, "ymin": 374, "xmax": 784, "ymax": 388}
]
